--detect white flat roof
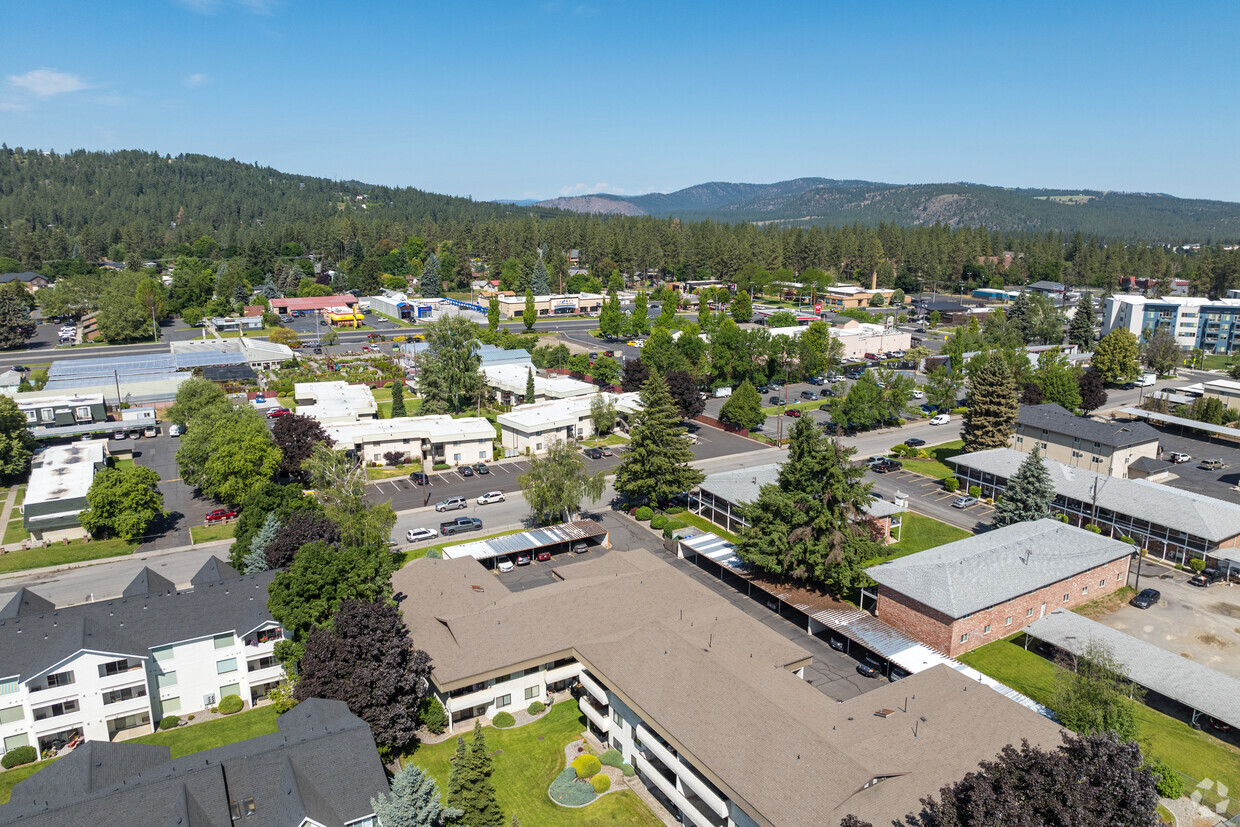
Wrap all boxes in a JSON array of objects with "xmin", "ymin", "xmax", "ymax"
[
  {"xmin": 26, "ymin": 441, "xmax": 106, "ymax": 507},
  {"xmin": 482, "ymin": 365, "xmax": 597, "ymax": 399},
  {"xmin": 496, "ymin": 392, "xmax": 642, "ymax": 432},
  {"xmin": 294, "ymin": 381, "xmax": 378, "ymax": 423},
  {"xmin": 326, "ymin": 415, "xmax": 494, "ymax": 445}
]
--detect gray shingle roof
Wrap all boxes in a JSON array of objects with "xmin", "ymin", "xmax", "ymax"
[
  {"xmin": 0, "ymin": 588, "xmax": 54, "ymax": 619},
  {"xmin": 122, "ymin": 567, "xmax": 176, "ymax": 597},
  {"xmin": 1024, "ymin": 609, "xmax": 1240, "ymax": 728},
  {"xmin": 1128, "ymin": 456, "xmax": 1172, "ymax": 474},
  {"xmin": 866, "ymin": 519, "xmax": 1133, "ymax": 619},
  {"xmin": 0, "ymin": 699, "xmax": 386, "ymax": 827},
  {"xmin": 0, "ymin": 571, "xmax": 277, "ymax": 682},
  {"xmin": 191, "ymin": 555, "xmax": 240, "ymax": 585},
  {"xmin": 953, "ymin": 447, "xmax": 1240, "ymax": 543},
  {"xmin": 1017, "ymin": 403, "xmax": 1160, "ymax": 448}
]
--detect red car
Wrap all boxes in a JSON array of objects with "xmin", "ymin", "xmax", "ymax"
[
  {"xmin": 536, "ymin": 550, "xmax": 552, "ymax": 562},
  {"xmin": 266, "ymin": 408, "xmax": 289, "ymax": 419},
  {"xmin": 784, "ymin": 408, "xmax": 802, "ymax": 418},
  {"xmin": 205, "ymin": 509, "xmax": 238, "ymax": 523}
]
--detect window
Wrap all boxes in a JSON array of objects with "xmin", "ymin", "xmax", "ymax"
[
  {"xmin": 1063, "ymin": 593, "xmax": 1070, "ymax": 602},
  {"xmin": 214, "ymin": 633, "xmax": 235, "ymax": 650},
  {"xmin": 4, "ymin": 734, "xmax": 30, "ymax": 752},
  {"xmin": 1101, "ymin": 579, "xmax": 1107, "ymax": 587},
  {"xmin": 217, "ymin": 658, "xmax": 238, "ymax": 675},
  {"xmin": 496, "ymin": 694, "xmax": 511, "ymax": 709},
  {"xmin": 1117, "ymin": 573, "xmax": 1124, "ymax": 582},
  {"xmin": 1082, "ymin": 585, "xmax": 1089, "ymax": 595},
  {"xmin": 479, "ymin": 450, "xmax": 486, "ymax": 459},
  {"xmin": 1005, "ymin": 616, "xmax": 1012, "ymax": 626},
  {"xmin": 983, "ymin": 624, "xmax": 992, "ymax": 634},
  {"xmin": 0, "ymin": 706, "xmax": 23, "ymax": 725},
  {"xmin": 33, "ymin": 699, "xmax": 79, "ymax": 721},
  {"xmin": 40, "ymin": 408, "xmax": 53, "ymax": 422},
  {"xmin": 103, "ymin": 685, "xmax": 147, "ymax": 705},
  {"xmin": 220, "ymin": 683, "xmax": 240, "ymax": 699},
  {"xmin": 45, "ymin": 670, "xmax": 74, "ymax": 689},
  {"xmin": 1027, "ymin": 607, "xmax": 1034, "ymax": 617},
  {"xmin": 162, "ymin": 697, "xmax": 181, "ymax": 714},
  {"xmin": 156, "ymin": 671, "xmax": 178, "ymax": 690},
  {"xmin": 612, "ymin": 709, "xmax": 622, "ymax": 725},
  {"xmin": 959, "ymin": 633, "xmax": 969, "ymax": 643},
  {"xmin": 524, "ymin": 686, "xmax": 538, "ymax": 701},
  {"xmin": 23, "ymin": 410, "xmax": 35, "ymax": 423},
  {"xmin": 99, "ymin": 659, "xmax": 132, "ymax": 678},
  {"xmin": 75, "ymin": 406, "xmax": 91, "ymax": 420}
]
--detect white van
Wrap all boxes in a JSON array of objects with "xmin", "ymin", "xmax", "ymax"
[
  {"xmin": 930, "ymin": 413, "xmax": 951, "ymax": 425},
  {"xmin": 1135, "ymin": 374, "xmax": 1156, "ymax": 387},
  {"xmin": 713, "ymin": 386, "xmax": 733, "ymax": 398}
]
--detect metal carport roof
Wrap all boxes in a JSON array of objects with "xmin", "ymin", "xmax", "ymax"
[
  {"xmin": 442, "ymin": 520, "xmax": 608, "ymax": 562},
  {"xmin": 1119, "ymin": 407, "xmax": 1240, "ymax": 441},
  {"xmin": 1024, "ymin": 608, "xmax": 1240, "ymax": 728}
]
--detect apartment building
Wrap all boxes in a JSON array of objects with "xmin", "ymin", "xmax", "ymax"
[
  {"xmin": 326, "ymin": 414, "xmax": 494, "ymax": 466},
  {"xmin": 1103, "ymin": 294, "xmax": 1240, "ymax": 353},
  {"xmin": 393, "ymin": 548, "xmax": 1062, "ymax": 827},
  {"xmin": 293, "ymin": 381, "xmax": 378, "ymax": 424},
  {"xmin": 0, "ymin": 559, "xmax": 285, "ymax": 758},
  {"xmin": 496, "ymin": 392, "xmax": 641, "ymax": 454},
  {"xmin": 22, "ymin": 441, "xmax": 109, "ymax": 541},
  {"xmin": 866, "ymin": 520, "xmax": 1133, "ymax": 657},
  {"xmin": 1013, "ymin": 403, "xmax": 1160, "ymax": 477}
]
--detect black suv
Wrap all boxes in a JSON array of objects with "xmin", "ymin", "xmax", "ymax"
[
  {"xmin": 440, "ymin": 516, "xmax": 483, "ymax": 536},
  {"xmin": 409, "ymin": 471, "xmax": 429, "ymax": 485}
]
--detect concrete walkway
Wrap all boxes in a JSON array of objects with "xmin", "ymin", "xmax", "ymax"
[{"xmin": 0, "ymin": 486, "xmax": 21, "ymax": 544}]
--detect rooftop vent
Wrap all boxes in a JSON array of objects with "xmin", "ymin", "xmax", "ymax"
[{"xmin": 875, "ymin": 709, "xmax": 896, "ymax": 718}]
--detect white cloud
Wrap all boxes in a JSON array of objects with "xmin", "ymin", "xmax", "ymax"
[
  {"xmin": 185, "ymin": 73, "xmax": 209, "ymax": 88},
  {"xmin": 7, "ymin": 68, "xmax": 92, "ymax": 98}
]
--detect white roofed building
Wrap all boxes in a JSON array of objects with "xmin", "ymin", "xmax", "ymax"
[
  {"xmin": 21, "ymin": 441, "xmax": 109, "ymax": 541},
  {"xmin": 497, "ymin": 392, "xmax": 641, "ymax": 455},
  {"xmin": 483, "ymin": 363, "xmax": 597, "ymax": 405},
  {"xmin": 325, "ymin": 415, "xmax": 495, "ymax": 467},
  {"xmin": 293, "ymin": 381, "xmax": 378, "ymax": 424}
]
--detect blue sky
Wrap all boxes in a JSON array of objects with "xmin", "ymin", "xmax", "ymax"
[{"xmin": 4, "ymin": 1, "xmax": 1238, "ymax": 202}]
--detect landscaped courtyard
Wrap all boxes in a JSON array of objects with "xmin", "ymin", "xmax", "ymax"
[{"xmin": 409, "ymin": 701, "xmax": 662, "ymax": 826}]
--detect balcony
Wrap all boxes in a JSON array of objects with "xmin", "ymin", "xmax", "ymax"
[
  {"xmin": 578, "ymin": 696, "xmax": 610, "ymax": 734},
  {"xmin": 578, "ymin": 670, "xmax": 608, "ymax": 705},
  {"xmin": 243, "ymin": 628, "xmax": 284, "ymax": 648},
  {"xmin": 639, "ymin": 764, "xmax": 719, "ymax": 827},
  {"xmin": 545, "ymin": 662, "xmax": 579, "ymax": 685},
  {"xmin": 636, "ymin": 725, "xmax": 728, "ymax": 818},
  {"xmin": 445, "ymin": 686, "xmax": 494, "ymax": 714}
]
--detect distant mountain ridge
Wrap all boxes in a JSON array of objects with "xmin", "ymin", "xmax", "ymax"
[{"xmin": 535, "ymin": 178, "xmax": 1240, "ymax": 240}]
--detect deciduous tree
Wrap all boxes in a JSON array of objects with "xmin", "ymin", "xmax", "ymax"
[
  {"xmin": 629, "ymin": 291, "xmax": 650, "ymax": 336},
  {"xmin": 166, "ymin": 376, "xmax": 227, "ymax": 427},
  {"xmin": 1142, "ymin": 327, "xmax": 1179, "ymax": 378},
  {"xmin": 589, "ymin": 354, "xmax": 620, "ymax": 387},
  {"xmin": 992, "ymin": 447, "xmax": 1054, "ymax": 527},
  {"xmin": 265, "ymin": 510, "xmax": 340, "ymax": 569},
  {"xmin": 271, "ymin": 413, "xmax": 333, "ymax": 477},
  {"xmin": 620, "ymin": 357, "xmax": 649, "ymax": 393},
  {"xmin": 177, "ymin": 405, "xmax": 282, "ymax": 505},
  {"xmin": 1078, "ymin": 368, "xmax": 1108, "ymax": 412},
  {"xmin": 303, "ymin": 444, "xmax": 396, "ymax": 547},
  {"xmin": 487, "ymin": 294, "xmax": 500, "ymax": 333},
  {"xmin": 417, "ymin": 315, "xmax": 482, "ymax": 414},
  {"xmin": 590, "ymin": 394, "xmax": 617, "ymax": 435},
  {"xmin": 296, "ymin": 599, "xmax": 431, "ymax": 757},
  {"xmin": 517, "ymin": 439, "xmax": 606, "ymax": 525},
  {"xmin": 0, "ymin": 282, "xmax": 34, "ymax": 349},
  {"xmin": 267, "ymin": 541, "xmax": 397, "ymax": 642},
  {"xmin": 1092, "ymin": 329, "xmax": 1141, "ymax": 385},
  {"xmin": 718, "ymin": 380, "xmax": 764, "ymax": 430},
  {"xmin": 522, "ymin": 289, "xmax": 536, "ymax": 331},
  {"xmin": 80, "ymin": 465, "xmax": 167, "ymax": 540},
  {"xmin": 1034, "ymin": 351, "xmax": 1082, "ymax": 411},
  {"xmin": 0, "ymin": 395, "xmax": 36, "ymax": 478},
  {"xmin": 599, "ymin": 288, "xmax": 624, "ymax": 339},
  {"xmin": 268, "ymin": 326, "xmax": 300, "ymax": 347},
  {"xmin": 1051, "ymin": 641, "xmax": 1143, "ymax": 742},
  {"xmin": 614, "ymin": 373, "xmax": 704, "ymax": 506},
  {"xmin": 730, "ymin": 290, "xmax": 752, "ymax": 323},
  {"xmin": 666, "ymin": 369, "xmax": 705, "ymax": 419},
  {"xmin": 962, "ymin": 353, "xmax": 1019, "ymax": 452}
]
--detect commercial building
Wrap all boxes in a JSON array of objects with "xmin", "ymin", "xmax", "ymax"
[
  {"xmin": 268, "ymin": 294, "xmax": 359, "ymax": 314},
  {"xmin": 293, "ymin": 381, "xmax": 377, "ymax": 424},
  {"xmin": 952, "ymin": 447, "xmax": 1240, "ymax": 568},
  {"xmin": 0, "ymin": 559, "xmax": 286, "ymax": 757},
  {"xmin": 21, "ymin": 441, "xmax": 109, "ymax": 540},
  {"xmin": 483, "ymin": 363, "xmax": 597, "ymax": 404},
  {"xmin": 393, "ymin": 548, "xmax": 1062, "ymax": 827},
  {"xmin": 760, "ymin": 318, "xmax": 912, "ymax": 360},
  {"xmin": 1200, "ymin": 378, "xmax": 1240, "ymax": 411},
  {"xmin": 209, "ymin": 315, "xmax": 264, "ymax": 332},
  {"xmin": 494, "ymin": 292, "xmax": 604, "ymax": 319},
  {"xmin": 168, "ymin": 337, "xmax": 295, "ymax": 370},
  {"xmin": 1103, "ymin": 294, "xmax": 1240, "ymax": 353},
  {"xmin": 0, "ymin": 699, "xmax": 386, "ymax": 827},
  {"xmin": 866, "ymin": 519, "xmax": 1133, "ymax": 657},
  {"xmin": 366, "ymin": 291, "xmax": 437, "ymax": 320},
  {"xmin": 496, "ymin": 392, "xmax": 641, "ymax": 454},
  {"xmin": 326, "ymin": 415, "xmax": 495, "ymax": 466},
  {"xmin": 1013, "ymin": 403, "xmax": 1160, "ymax": 477},
  {"xmin": 690, "ymin": 463, "xmax": 906, "ymax": 542}
]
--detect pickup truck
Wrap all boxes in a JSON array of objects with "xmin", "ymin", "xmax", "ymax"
[{"xmin": 440, "ymin": 516, "xmax": 483, "ymax": 536}]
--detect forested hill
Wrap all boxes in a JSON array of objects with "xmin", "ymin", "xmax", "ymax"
[
  {"xmin": 537, "ymin": 178, "xmax": 1240, "ymax": 241},
  {"xmin": 0, "ymin": 147, "xmax": 550, "ymax": 243}
]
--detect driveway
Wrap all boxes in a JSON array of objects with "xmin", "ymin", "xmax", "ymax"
[
  {"xmin": 1096, "ymin": 564, "xmax": 1240, "ymax": 680},
  {"xmin": 116, "ymin": 429, "xmax": 227, "ymax": 550}
]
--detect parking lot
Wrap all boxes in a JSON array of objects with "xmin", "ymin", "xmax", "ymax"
[
  {"xmin": 1147, "ymin": 427, "xmax": 1240, "ymax": 499},
  {"xmin": 1096, "ymin": 563, "xmax": 1240, "ymax": 680}
]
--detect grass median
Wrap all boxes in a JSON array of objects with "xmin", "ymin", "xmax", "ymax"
[
  {"xmin": 401, "ymin": 526, "xmax": 530, "ymax": 567},
  {"xmin": 0, "ymin": 537, "xmax": 138, "ymax": 575},
  {"xmin": 896, "ymin": 439, "xmax": 964, "ymax": 481},
  {"xmin": 190, "ymin": 523, "xmax": 237, "ymax": 544},
  {"xmin": 130, "ymin": 705, "xmax": 279, "ymax": 756}
]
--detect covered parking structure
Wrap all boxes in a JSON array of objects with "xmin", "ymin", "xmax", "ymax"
[
  {"xmin": 442, "ymin": 520, "xmax": 609, "ymax": 568},
  {"xmin": 1118, "ymin": 407, "xmax": 1240, "ymax": 444},
  {"xmin": 1024, "ymin": 609, "xmax": 1240, "ymax": 731}
]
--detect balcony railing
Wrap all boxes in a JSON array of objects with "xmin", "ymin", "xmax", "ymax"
[
  {"xmin": 445, "ymin": 686, "xmax": 494, "ymax": 714},
  {"xmin": 578, "ymin": 670, "xmax": 608, "ymax": 705},
  {"xmin": 578, "ymin": 696, "xmax": 610, "ymax": 733},
  {"xmin": 636, "ymin": 725, "xmax": 728, "ymax": 818}
]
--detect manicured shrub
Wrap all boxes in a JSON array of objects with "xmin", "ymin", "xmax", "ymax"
[
  {"xmin": 968, "ymin": 485, "xmax": 981, "ymax": 499},
  {"xmin": 1148, "ymin": 759, "xmax": 1184, "ymax": 798},
  {"xmin": 952, "ymin": 406, "xmax": 968, "ymax": 415},
  {"xmin": 1085, "ymin": 524, "xmax": 1102, "ymax": 534},
  {"xmin": 218, "ymin": 694, "xmax": 244, "ymax": 715},
  {"xmin": 426, "ymin": 548, "xmax": 443, "ymax": 559},
  {"xmin": 944, "ymin": 477, "xmax": 960, "ymax": 492},
  {"xmin": 591, "ymin": 775, "xmax": 611, "ymax": 793},
  {"xmin": 1, "ymin": 746, "xmax": 36, "ymax": 769},
  {"xmin": 549, "ymin": 767, "xmax": 597, "ymax": 806},
  {"xmin": 650, "ymin": 514, "xmax": 668, "ymax": 530},
  {"xmin": 1189, "ymin": 558, "xmax": 1208, "ymax": 573},
  {"xmin": 1119, "ymin": 536, "xmax": 1136, "ymax": 545},
  {"xmin": 421, "ymin": 697, "xmax": 449, "ymax": 735},
  {"xmin": 573, "ymin": 754, "xmax": 602, "ymax": 779},
  {"xmin": 159, "ymin": 715, "xmax": 180, "ymax": 731},
  {"xmin": 527, "ymin": 701, "xmax": 545, "ymax": 715},
  {"xmin": 493, "ymin": 711, "xmax": 516, "ymax": 728},
  {"xmin": 432, "ymin": 463, "xmax": 451, "ymax": 471},
  {"xmin": 665, "ymin": 506, "xmax": 686, "ymax": 514},
  {"xmin": 599, "ymin": 748, "xmax": 624, "ymax": 768},
  {"xmin": 634, "ymin": 506, "xmax": 653, "ymax": 521},
  {"xmin": 621, "ymin": 762, "xmax": 635, "ymax": 777}
]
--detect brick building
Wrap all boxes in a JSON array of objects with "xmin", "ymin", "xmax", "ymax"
[{"xmin": 865, "ymin": 520, "xmax": 1133, "ymax": 657}]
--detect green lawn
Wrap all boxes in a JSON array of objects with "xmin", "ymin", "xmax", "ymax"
[
  {"xmin": 130, "ymin": 705, "xmax": 280, "ymax": 756},
  {"xmin": 3, "ymin": 518, "xmax": 28, "ymax": 546},
  {"xmin": 959, "ymin": 636, "xmax": 1240, "ymax": 800},
  {"xmin": 114, "ymin": 457, "xmax": 135, "ymax": 470},
  {"xmin": 583, "ymin": 433, "xmax": 629, "ymax": 448},
  {"xmin": 898, "ymin": 439, "xmax": 964, "ymax": 481},
  {"xmin": 0, "ymin": 537, "xmax": 138, "ymax": 574},
  {"xmin": 0, "ymin": 759, "xmax": 56, "ymax": 804},
  {"xmin": 12, "ymin": 486, "xmax": 25, "ymax": 508},
  {"xmin": 869, "ymin": 513, "xmax": 970, "ymax": 565},
  {"xmin": 409, "ymin": 700, "xmax": 660, "ymax": 826},
  {"xmin": 673, "ymin": 511, "xmax": 741, "ymax": 544},
  {"xmin": 190, "ymin": 523, "xmax": 236, "ymax": 544},
  {"xmin": 369, "ymin": 310, "xmax": 414, "ymax": 327},
  {"xmin": 1200, "ymin": 353, "xmax": 1240, "ymax": 372}
]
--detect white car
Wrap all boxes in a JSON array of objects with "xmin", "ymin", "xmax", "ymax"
[
  {"xmin": 168, "ymin": 424, "xmax": 183, "ymax": 437},
  {"xmin": 1168, "ymin": 451, "xmax": 1192, "ymax": 464},
  {"xmin": 497, "ymin": 557, "xmax": 514, "ymax": 573},
  {"xmin": 912, "ymin": 389, "xmax": 925, "ymax": 399},
  {"xmin": 406, "ymin": 527, "xmax": 438, "ymax": 543},
  {"xmin": 477, "ymin": 491, "xmax": 505, "ymax": 505},
  {"xmin": 930, "ymin": 413, "xmax": 951, "ymax": 425}
]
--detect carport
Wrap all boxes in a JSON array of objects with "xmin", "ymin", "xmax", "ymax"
[
  {"xmin": 1024, "ymin": 609, "xmax": 1240, "ymax": 730},
  {"xmin": 442, "ymin": 520, "xmax": 608, "ymax": 568},
  {"xmin": 1119, "ymin": 407, "xmax": 1240, "ymax": 444},
  {"xmin": 27, "ymin": 421, "xmax": 125, "ymax": 441}
]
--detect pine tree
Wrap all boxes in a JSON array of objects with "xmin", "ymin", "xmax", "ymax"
[
  {"xmin": 242, "ymin": 512, "xmax": 280, "ymax": 573},
  {"xmin": 523, "ymin": 290, "xmax": 536, "ymax": 331},
  {"xmin": 447, "ymin": 720, "xmax": 504, "ymax": 827},
  {"xmin": 992, "ymin": 447, "xmax": 1055, "ymax": 527},
  {"xmin": 599, "ymin": 288, "xmax": 623, "ymax": 338},
  {"xmin": 531, "ymin": 254, "xmax": 551, "ymax": 295},
  {"xmin": 371, "ymin": 764, "xmax": 461, "ymax": 827},
  {"xmin": 1007, "ymin": 292, "xmax": 1033, "ymax": 344},
  {"xmin": 730, "ymin": 290, "xmax": 752, "ymax": 324},
  {"xmin": 1068, "ymin": 293, "xmax": 1095, "ymax": 351},
  {"xmin": 420, "ymin": 253, "xmax": 441, "ymax": 298},
  {"xmin": 629, "ymin": 291, "xmax": 650, "ymax": 336},
  {"xmin": 391, "ymin": 380, "xmax": 406, "ymax": 418},
  {"xmin": 488, "ymin": 294, "xmax": 500, "ymax": 333},
  {"xmin": 962, "ymin": 352, "xmax": 1019, "ymax": 452},
  {"xmin": 614, "ymin": 373, "xmax": 705, "ymax": 506},
  {"xmin": 525, "ymin": 367, "xmax": 535, "ymax": 402}
]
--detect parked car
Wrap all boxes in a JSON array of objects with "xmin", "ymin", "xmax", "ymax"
[
  {"xmin": 474, "ymin": 463, "xmax": 489, "ymax": 475},
  {"xmin": 1200, "ymin": 458, "xmax": 1227, "ymax": 471},
  {"xmin": 951, "ymin": 496, "xmax": 979, "ymax": 509},
  {"xmin": 904, "ymin": 437, "xmax": 926, "ymax": 447},
  {"xmin": 440, "ymin": 516, "xmax": 483, "ymax": 536},
  {"xmin": 113, "ymin": 429, "xmax": 127, "ymax": 440},
  {"xmin": 1168, "ymin": 452, "xmax": 1192, "ymax": 464},
  {"xmin": 571, "ymin": 542, "xmax": 589, "ymax": 555},
  {"xmin": 205, "ymin": 509, "xmax": 238, "ymax": 523},
  {"xmin": 1207, "ymin": 716, "xmax": 1234, "ymax": 733},
  {"xmin": 1131, "ymin": 588, "xmax": 1161, "ymax": 609},
  {"xmin": 871, "ymin": 458, "xmax": 901, "ymax": 473},
  {"xmin": 819, "ymin": 402, "xmax": 834, "ymax": 411},
  {"xmin": 769, "ymin": 396, "xmax": 785, "ymax": 406},
  {"xmin": 1189, "ymin": 568, "xmax": 1223, "ymax": 587},
  {"xmin": 477, "ymin": 491, "xmax": 505, "ymax": 505},
  {"xmin": 828, "ymin": 637, "xmax": 847, "ymax": 652},
  {"xmin": 497, "ymin": 557, "xmax": 514, "ymax": 573},
  {"xmin": 784, "ymin": 409, "xmax": 802, "ymax": 418},
  {"xmin": 266, "ymin": 408, "xmax": 289, "ymax": 419},
  {"xmin": 313, "ymin": 347, "xmax": 323, "ymax": 354},
  {"xmin": 912, "ymin": 389, "xmax": 925, "ymax": 399},
  {"xmin": 143, "ymin": 425, "xmax": 158, "ymax": 438},
  {"xmin": 435, "ymin": 496, "xmax": 468, "ymax": 512},
  {"xmin": 168, "ymin": 424, "xmax": 183, "ymax": 438},
  {"xmin": 807, "ymin": 375, "xmax": 825, "ymax": 385},
  {"xmin": 409, "ymin": 471, "xmax": 429, "ymax": 485},
  {"xmin": 930, "ymin": 413, "xmax": 951, "ymax": 425},
  {"xmin": 536, "ymin": 550, "xmax": 552, "ymax": 562},
  {"xmin": 799, "ymin": 390, "xmax": 819, "ymax": 401},
  {"xmin": 460, "ymin": 466, "xmax": 474, "ymax": 477},
  {"xmin": 855, "ymin": 661, "xmax": 880, "ymax": 679},
  {"xmin": 601, "ymin": 446, "xmax": 614, "ymax": 457},
  {"xmin": 769, "ymin": 381, "xmax": 784, "ymax": 390},
  {"xmin": 406, "ymin": 527, "xmax": 438, "ymax": 542},
  {"xmin": 515, "ymin": 552, "xmax": 532, "ymax": 566},
  {"xmin": 755, "ymin": 384, "xmax": 769, "ymax": 393},
  {"xmin": 584, "ymin": 447, "xmax": 603, "ymax": 459}
]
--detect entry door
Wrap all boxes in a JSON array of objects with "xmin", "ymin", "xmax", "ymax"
[{"xmin": 1039, "ymin": 602, "xmax": 1046, "ymax": 618}]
